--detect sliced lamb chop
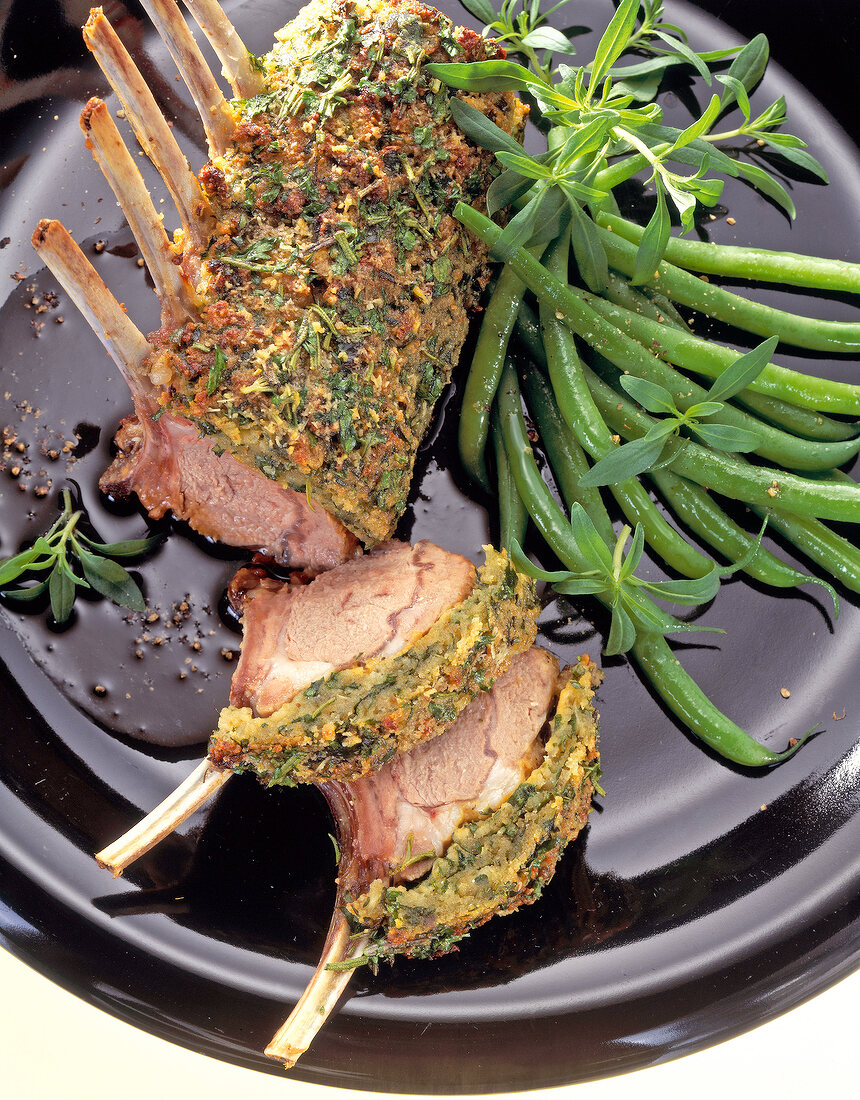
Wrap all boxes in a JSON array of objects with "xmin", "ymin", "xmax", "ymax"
[
  {"xmin": 98, "ymin": 413, "xmax": 358, "ymax": 569},
  {"xmin": 265, "ymin": 650, "xmax": 601, "ymax": 1067},
  {"xmin": 210, "ymin": 546, "xmax": 539, "ymax": 784},
  {"xmin": 96, "ymin": 543, "xmax": 538, "ymax": 873}
]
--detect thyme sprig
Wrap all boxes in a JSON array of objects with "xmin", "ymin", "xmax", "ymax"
[{"xmin": 0, "ymin": 490, "xmax": 159, "ymax": 624}]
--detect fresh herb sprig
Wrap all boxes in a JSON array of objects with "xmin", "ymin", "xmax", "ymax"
[
  {"xmin": 459, "ymin": 0, "xmax": 577, "ymax": 82},
  {"xmin": 511, "ymin": 505, "xmax": 754, "ymax": 654},
  {"xmin": 579, "ymin": 336, "xmax": 776, "ymax": 486},
  {"xmin": 0, "ymin": 490, "xmax": 160, "ymax": 624},
  {"xmin": 430, "ymin": 0, "xmax": 827, "ymax": 277}
]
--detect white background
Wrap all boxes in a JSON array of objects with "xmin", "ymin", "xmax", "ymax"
[{"xmin": 2, "ymin": 946, "xmax": 857, "ymax": 1099}]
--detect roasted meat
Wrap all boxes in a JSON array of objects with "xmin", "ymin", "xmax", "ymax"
[
  {"xmin": 259, "ymin": 651, "xmax": 601, "ymax": 1065},
  {"xmin": 32, "ymin": 0, "xmax": 525, "ymax": 563},
  {"xmin": 96, "ymin": 542, "xmax": 538, "ymax": 873},
  {"xmin": 210, "ymin": 545, "xmax": 538, "ymax": 783}
]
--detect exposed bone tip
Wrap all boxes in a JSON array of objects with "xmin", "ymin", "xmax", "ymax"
[
  {"xmin": 80, "ymin": 97, "xmax": 106, "ymax": 130},
  {"xmin": 94, "ymin": 852, "xmax": 125, "ymax": 878},
  {"xmin": 84, "ymin": 7, "xmax": 104, "ymax": 32},
  {"xmin": 263, "ymin": 1040, "xmax": 302, "ymax": 1069}
]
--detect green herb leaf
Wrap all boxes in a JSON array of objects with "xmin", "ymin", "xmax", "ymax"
[
  {"xmin": 719, "ymin": 33, "xmax": 769, "ymax": 112},
  {"xmin": 76, "ymin": 544, "xmax": 146, "ymax": 612},
  {"xmin": 589, "ymin": 0, "xmax": 641, "ymax": 96},
  {"xmin": 48, "ymin": 564, "xmax": 76, "ymax": 624},
  {"xmin": 207, "ymin": 346, "xmax": 228, "ymax": 395},
  {"xmin": 763, "ymin": 143, "xmax": 829, "ymax": 183},
  {"xmin": 692, "ymin": 421, "xmax": 762, "ymax": 452},
  {"xmin": 605, "ymin": 600, "xmax": 636, "ymax": 654},
  {"xmin": 460, "ymin": 0, "xmax": 496, "ymax": 23},
  {"xmin": 716, "ymin": 74, "xmax": 750, "ymax": 120},
  {"xmin": 76, "ymin": 533, "xmax": 162, "ymax": 558},
  {"xmin": 705, "ymin": 336, "xmax": 778, "ymax": 402},
  {"xmin": 617, "ymin": 522, "xmax": 645, "ymax": 583},
  {"xmin": 619, "ymin": 374, "xmax": 677, "ymax": 414},
  {"xmin": 568, "ymin": 200, "xmax": 608, "ymax": 293},
  {"xmin": 0, "ymin": 545, "xmax": 47, "ymax": 586},
  {"xmin": 650, "ymin": 29, "xmax": 712, "ymax": 84},
  {"xmin": 520, "ymin": 26, "xmax": 577, "ymax": 55},
  {"xmin": 631, "ymin": 179, "xmax": 670, "ymax": 284},
  {"xmin": 568, "ymin": 503, "xmax": 615, "ymax": 572},
  {"xmin": 553, "ymin": 576, "xmax": 609, "ymax": 597},
  {"xmin": 671, "ymin": 93, "xmax": 722, "ymax": 152},
  {"xmin": 639, "ymin": 565, "xmax": 726, "ymax": 605},
  {"xmin": 733, "ymin": 159, "xmax": 796, "ymax": 219},
  {"xmin": 579, "ymin": 434, "xmax": 667, "ymax": 487},
  {"xmin": 486, "ymin": 169, "xmax": 534, "ymax": 217},
  {"xmin": 1, "ymin": 578, "xmax": 50, "ymax": 602},
  {"xmin": 510, "ymin": 540, "xmax": 578, "ymax": 583},
  {"xmin": 448, "ymin": 98, "xmax": 526, "ymax": 156},
  {"xmin": 425, "ymin": 59, "xmax": 544, "ymax": 93}
]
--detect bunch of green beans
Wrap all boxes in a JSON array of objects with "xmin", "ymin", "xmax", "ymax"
[{"xmin": 455, "ymin": 201, "xmax": 859, "ymax": 768}]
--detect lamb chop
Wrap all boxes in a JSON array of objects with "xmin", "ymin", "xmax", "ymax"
[
  {"xmin": 31, "ymin": 0, "xmax": 525, "ymax": 565},
  {"xmin": 98, "ymin": 613, "xmax": 599, "ymax": 1067},
  {"xmin": 267, "ymin": 648, "xmax": 600, "ymax": 1067},
  {"xmin": 96, "ymin": 542, "xmax": 539, "ymax": 874}
]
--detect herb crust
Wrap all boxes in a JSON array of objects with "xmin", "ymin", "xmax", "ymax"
[
  {"xmin": 209, "ymin": 546, "xmax": 539, "ymax": 783},
  {"xmin": 344, "ymin": 657, "xmax": 601, "ymax": 963}
]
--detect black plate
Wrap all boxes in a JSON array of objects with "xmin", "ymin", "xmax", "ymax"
[{"xmin": 1, "ymin": 0, "xmax": 858, "ymax": 1092}]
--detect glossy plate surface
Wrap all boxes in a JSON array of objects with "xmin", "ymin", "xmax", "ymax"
[{"xmin": 1, "ymin": 0, "xmax": 858, "ymax": 1091}]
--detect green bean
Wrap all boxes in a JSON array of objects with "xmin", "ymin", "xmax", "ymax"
[
  {"xmin": 535, "ymin": 239, "xmax": 714, "ymax": 578},
  {"xmin": 631, "ymin": 633, "xmax": 810, "ymax": 767},
  {"xmin": 496, "ymin": 362, "xmax": 808, "ymax": 767},
  {"xmin": 607, "ymin": 274, "xmax": 860, "ymax": 442},
  {"xmin": 746, "ymin": 506, "xmax": 860, "ymax": 596},
  {"xmin": 597, "ymin": 210, "xmax": 860, "ymax": 294},
  {"xmin": 603, "ymin": 270, "xmax": 689, "ymax": 329},
  {"xmin": 649, "ymin": 469, "xmax": 829, "ymax": 592},
  {"xmin": 583, "ymin": 335, "xmax": 860, "ymax": 472},
  {"xmin": 520, "ymin": 368, "xmax": 616, "ymax": 547},
  {"xmin": 491, "ymin": 408, "xmax": 528, "ymax": 553},
  {"xmin": 583, "ymin": 362, "xmax": 860, "ymax": 523},
  {"xmin": 455, "ymin": 201, "xmax": 860, "ymax": 415},
  {"xmin": 596, "ymin": 227, "xmax": 860, "ymax": 354},
  {"xmin": 731, "ymin": 390, "xmax": 859, "ymax": 443},
  {"xmin": 459, "ymin": 262, "xmax": 528, "ymax": 489},
  {"xmin": 515, "ymin": 299, "xmax": 545, "ymax": 364}
]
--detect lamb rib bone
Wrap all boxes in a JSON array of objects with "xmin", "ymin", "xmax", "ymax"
[
  {"xmin": 138, "ymin": 0, "xmax": 234, "ymax": 155},
  {"xmin": 30, "ymin": 219, "xmax": 154, "ymax": 408},
  {"xmin": 180, "ymin": 0, "xmax": 264, "ymax": 97},
  {"xmin": 95, "ymin": 759, "xmax": 231, "ymax": 876},
  {"xmin": 80, "ymin": 97, "xmax": 198, "ymax": 327},
  {"xmin": 83, "ymin": 8, "xmax": 213, "ymax": 258}
]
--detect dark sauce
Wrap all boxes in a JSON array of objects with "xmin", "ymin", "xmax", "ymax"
[{"xmin": 0, "ymin": 0, "xmax": 859, "ymax": 1088}]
